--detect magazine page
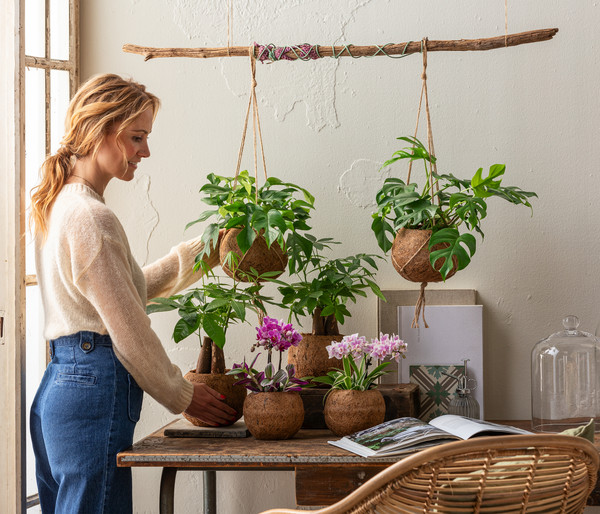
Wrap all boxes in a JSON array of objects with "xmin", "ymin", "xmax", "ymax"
[
  {"xmin": 329, "ymin": 417, "xmax": 460, "ymax": 457},
  {"xmin": 429, "ymin": 415, "xmax": 532, "ymax": 440}
]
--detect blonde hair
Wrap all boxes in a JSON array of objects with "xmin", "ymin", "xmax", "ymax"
[{"xmin": 30, "ymin": 73, "xmax": 160, "ymax": 238}]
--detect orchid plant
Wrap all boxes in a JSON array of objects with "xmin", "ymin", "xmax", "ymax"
[
  {"xmin": 313, "ymin": 333, "xmax": 407, "ymax": 391},
  {"xmin": 227, "ymin": 317, "xmax": 309, "ymax": 393}
]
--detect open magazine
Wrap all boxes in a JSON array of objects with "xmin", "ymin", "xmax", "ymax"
[{"xmin": 329, "ymin": 415, "xmax": 532, "ymax": 458}]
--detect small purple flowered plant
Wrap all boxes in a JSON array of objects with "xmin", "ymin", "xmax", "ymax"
[
  {"xmin": 228, "ymin": 318, "xmax": 309, "ymax": 393},
  {"xmin": 254, "ymin": 316, "xmax": 303, "ymax": 352},
  {"xmin": 326, "ymin": 333, "xmax": 406, "ymax": 363},
  {"xmin": 316, "ymin": 333, "xmax": 407, "ymax": 391}
]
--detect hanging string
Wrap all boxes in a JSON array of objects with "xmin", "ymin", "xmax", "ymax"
[
  {"xmin": 405, "ymin": 38, "xmax": 440, "ymax": 329},
  {"xmin": 407, "ymin": 39, "xmax": 437, "ymax": 198},
  {"xmin": 504, "ymin": 0, "xmax": 509, "ymax": 47},
  {"xmin": 226, "ymin": 0, "xmax": 233, "ymax": 56},
  {"xmin": 234, "ymin": 47, "xmax": 268, "ymax": 202}
]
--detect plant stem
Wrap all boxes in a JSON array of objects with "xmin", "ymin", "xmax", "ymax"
[
  {"xmin": 312, "ymin": 307, "xmax": 340, "ymax": 336},
  {"xmin": 196, "ymin": 336, "xmax": 213, "ymax": 374}
]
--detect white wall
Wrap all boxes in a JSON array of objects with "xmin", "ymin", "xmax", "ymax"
[{"xmin": 80, "ymin": 1, "xmax": 600, "ymax": 512}]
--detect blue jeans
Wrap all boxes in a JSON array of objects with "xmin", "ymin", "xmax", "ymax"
[{"xmin": 30, "ymin": 332, "xmax": 144, "ymax": 514}]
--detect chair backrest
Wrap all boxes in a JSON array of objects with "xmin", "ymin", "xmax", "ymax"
[
  {"xmin": 261, "ymin": 434, "xmax": 599, "ymax": 514},
  {"xmin": 331, "ymin": 434, "xmax": 599, "ymax": 514}
]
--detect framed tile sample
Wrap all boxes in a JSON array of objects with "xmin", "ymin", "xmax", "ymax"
[{"xmin": 409, "ymin": 364, "xmax": 465, "ymax": 422}]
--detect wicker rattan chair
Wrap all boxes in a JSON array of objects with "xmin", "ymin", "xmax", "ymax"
[{"xmin": 260, "ymin": 434, "xmax": 599, "ymax": 514}]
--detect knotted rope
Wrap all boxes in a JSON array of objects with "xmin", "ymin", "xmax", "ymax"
[
  {"xmin": 234, "ymin": 46, "xmax": 268, "ymax": 201},
  {"xmin": 408, "ymin": 39, "xmax": 438, "ymax": 329}
]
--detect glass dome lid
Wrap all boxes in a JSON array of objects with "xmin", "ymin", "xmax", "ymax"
[{"xmin": 538, "ymin": 315, "xmax": 598, "ymax": 346}]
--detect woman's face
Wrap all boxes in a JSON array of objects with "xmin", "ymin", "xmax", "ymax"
[{"xmin": 94, "ymin": 107, "xmax": 154, "ymax": 184}]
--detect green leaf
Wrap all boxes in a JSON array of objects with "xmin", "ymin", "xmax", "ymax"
[
  {"xmin": 146, "ymin": 297, "xmax": 180, "ymax": 314},
  {"xmin": 471, "ymin": 164, "xmax": 505, "ymax": 198},
  {"xmin": 236, "ymin": 225, "xmax": 256, "ymax": 253},
  {"xmin": 173, "ymin": 317, "xmax": 199, "ymax": 343},
  {"xmin": 371, "ymin": 217, "xmax": 394, "ymax": 252},
  {"xmin": 429, "ymin": 228, "xmax": 477, "ymax": 280},
  {"xmin": 203, "ymin": 316, "xmax": 226, "ymax": 348}
]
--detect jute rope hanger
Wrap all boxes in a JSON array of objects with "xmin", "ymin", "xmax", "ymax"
[
  {"xmin": 400, "ymin": 38, "xmax": 439, "ymax": 330},
  {"xmin": 122, "ymin": 28, "xmax": 558, "ymax": 61}
]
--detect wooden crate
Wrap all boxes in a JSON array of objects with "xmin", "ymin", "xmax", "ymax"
[{"xmin": 299, "ymin": 383, "xmax": 420, "ymax": 429}]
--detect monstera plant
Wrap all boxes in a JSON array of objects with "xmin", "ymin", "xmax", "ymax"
[{"xmin": 371, "ymin": 136, "xmax": 537, "ymax": 282}]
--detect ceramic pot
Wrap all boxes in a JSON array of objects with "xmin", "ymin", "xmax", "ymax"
[
  {"xmin": 220, "ymin": 228, "xmax": 288, "ymax": 282},
  {"xmin": 287, "ymin": 334, "xmax": 344, "ymax": 379},
  {"xmin": 183, "ymin": 371, "xmax": 246, "ymax": 427},
  {"xmin": 243, "ymin": 392, "xmax": 304, "ymax": 440},
  {"xmin": 324, "ymin": 389, "xmax": 386, "ymax": 437},
  {"xmin": 391, "ymin": 228, "xmax": 458, "ymax": 283}
]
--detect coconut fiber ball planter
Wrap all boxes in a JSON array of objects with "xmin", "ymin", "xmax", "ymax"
[
  {"xmin": 324, "ymin": 389, "xmax": 386, "ymax": 437},
  {"xmin": 220, "ymin": 228, "xmax": 288, "ymax": 282},
  {"xmin": 183, "ymin": 371, "xmax": 246, "ymax": 427},
  {"xmin": 391, "ymin": 228, "xmax": 458, "ymax": 283},
  {"xmin": 243, "ymin": 391, "xmax": 304, "ymax": 440},
  {"xmin": 287, "ymin": 334, "xmax": 344, "ymax": 379}
]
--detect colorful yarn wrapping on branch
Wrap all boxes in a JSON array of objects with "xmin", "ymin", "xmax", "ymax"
[
  {"xmin": 254, "ymin": 43, "xmax": 320, "ymax": 62},
  {"xmin": 253, "ymin": 42, "xmax": 414, "ymax": 62}
]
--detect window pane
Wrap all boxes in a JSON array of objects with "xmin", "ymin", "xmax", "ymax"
[
  {"xmin": 25, "ymin": 67, "xmax": 46, "ymax": 276},
  {"xmin": 50, "ymin": 70, "xmax": 70, "ymax": 153},
  {"xmin": 50, "ymin": 0, "xmax": 69, "ymax": 60},
  {"xmin": 25, "ymin": 285, "xmax": 46, "ymax": 508},
  {"xmin": 25, "ymin": 0, "xmax": 46, "ymax": 58}
]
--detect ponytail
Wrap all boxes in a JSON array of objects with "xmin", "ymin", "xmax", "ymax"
[{"xmin": 29, "ymin": 146, "xmax": 74, "ymax": 238}]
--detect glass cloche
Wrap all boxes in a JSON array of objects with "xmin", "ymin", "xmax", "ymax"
[{"xmin": 531, "ymin": 315, "xmax": 600, "ymax": 432}]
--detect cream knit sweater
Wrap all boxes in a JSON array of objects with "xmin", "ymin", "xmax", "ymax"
[{"xmin": 35, "ymin": 184, "xmax": 217, "ymax": 414}]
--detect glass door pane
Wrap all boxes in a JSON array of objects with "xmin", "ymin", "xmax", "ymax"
[
  {"xmin": 24, "ymin": 66, "xmax": 46, "ymax": 507},
  {"xmin": 50, "ymin": 0, "xmax": 69, "ymax": 60},
  {"xmin": 25, "ymin": 0, "xmax": 46, "ymax": 58}
]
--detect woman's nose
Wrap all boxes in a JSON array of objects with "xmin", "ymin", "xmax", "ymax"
[{"xmin": 139, "ymin": 142, "xmax": 150, "ymax": 158}]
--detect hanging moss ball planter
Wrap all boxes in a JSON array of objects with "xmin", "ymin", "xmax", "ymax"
[
  {"xmin": 220, "ymin": 228, "xmax": 288, "ymax": 282},
  {"xmin": 391, "ymin": 228, "xmax": 458, "ymax": 283}
]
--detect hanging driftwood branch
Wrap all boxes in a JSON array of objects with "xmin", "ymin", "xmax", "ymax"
[{"xmin": 123, "ymin": 28, "xmax": 558, "ymax": 62}]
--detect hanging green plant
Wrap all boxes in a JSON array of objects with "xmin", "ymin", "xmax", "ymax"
[
  {"xmin": 188, "ymin": 170, "xmax": 316, "ymax": 280},
  {"xmin": 371, "ymin": 136, "xmax": 537, "ymax": 281}
]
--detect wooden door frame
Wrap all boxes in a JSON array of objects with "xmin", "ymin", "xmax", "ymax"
[{"xmin": 0, "ymin": 0, "xmax": 26, "ymax": 512}]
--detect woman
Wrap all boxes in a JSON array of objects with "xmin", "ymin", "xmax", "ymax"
[{"xmin": 29, "ymin": 73, "xmax": 236, "ymax": 514}]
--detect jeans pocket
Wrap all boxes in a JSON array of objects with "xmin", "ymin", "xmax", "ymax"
[
  {"xmin": 56, "ymin": 372, "xmax": 97, "ymax": 386},
  {"xmin": 127, "ymin": 375, "xmax": 143, "ymax": 423}
]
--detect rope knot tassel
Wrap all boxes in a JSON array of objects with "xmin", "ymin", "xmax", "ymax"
[{"xmin": 411, "ymin": 282, "xmax": 429, "ymax": 329}]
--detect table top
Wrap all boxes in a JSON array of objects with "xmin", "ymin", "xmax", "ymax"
[
  {"xmin": 117, "ymin": 422, "xmax": 405, "ymax": 469},
  {"xmin": 117, "ymin": 419, "xmax": 541, "ymax": 470}
]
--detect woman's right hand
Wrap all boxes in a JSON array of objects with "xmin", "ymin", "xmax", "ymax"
[{"xmin": 184, "ymin": 382, "xmax": 238, "ymax": 426}]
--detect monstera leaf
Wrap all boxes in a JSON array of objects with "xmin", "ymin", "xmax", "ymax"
[{"xmin": 429, "ymin": 228, "xmax": 477, "ymax": 280}]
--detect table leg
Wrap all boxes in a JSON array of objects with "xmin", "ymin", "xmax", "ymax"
[
  {"xmin": 159, "ymin": 468, "xmax": 177, "ymax": 514},
  {"xmin": 203, "ymin": 470, "xmax": 217, "ymax": 513}
]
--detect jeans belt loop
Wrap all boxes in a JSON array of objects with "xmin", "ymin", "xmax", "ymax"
[{"xmin": 49, "ymin": 340, "xmax": 55, "ymax": 359}]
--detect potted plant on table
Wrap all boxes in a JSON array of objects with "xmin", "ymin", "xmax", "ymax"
[
  {"xmin": 277, "ymin": 237, "xmax": 386, "ymax": 379},
  {"xmin": 227, "ymin": 317, "xmax": 309, "ymax": 440},
  {"xmin": 147, "ymin": 267, "xmax": 275, "ymax": 427},
  {"xmin": 188, "ymin": 170, "xmax": 316, "ymax": 281},
  {"xmin": 371, "ymin": 136, "xmax": 537, "ymax": 326},
  {"xmin": 314, "ymin": 333, "xmax": 407, "ymax": 436}
]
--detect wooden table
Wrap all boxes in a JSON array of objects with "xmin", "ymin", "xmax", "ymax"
[{"xmin": 117, "ymin": 420, "xmax": 600, "ymax": 513}]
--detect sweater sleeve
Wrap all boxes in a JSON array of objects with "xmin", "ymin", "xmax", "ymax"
[
  {"xmin": 143, "ymin": 235, "xmax": 220, "ymax": 302},
  {"xmin": 74, "ymin": 234, "xmax": 194, "ymax": 414}
]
